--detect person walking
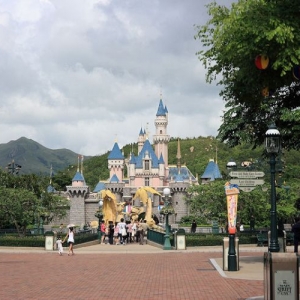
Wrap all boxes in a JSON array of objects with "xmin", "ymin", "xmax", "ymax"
[
  {"xmin": 131, "ymin": 219, "xmax": 136, "ymax": 242},
  {"xmin": 292, "ymin": 217, "xmax": 300, "ymax": 253},
  {"xmin": 250, "ymin": 215, "xmax": 255, "ymax": 231},
  {"xmin": 100, "ymin": 220, "xmax": 106, "ymax": 244},
  {"xmin": 126, "ymin": 220, "xmax": 133, "ymax": 243},
  {"xmin": 56, "ymin": 236, "xmax": 64, "ymax": 256},
  {"xmin": 114, "ymin": 222, "xmax": 120, "ymax": 245},
  {"xmin": 191, "ymin": 220, "xmax": 197, "ymax": 233},
  {"xmin": 108, "ymin": 221, "xmax": 114, "ymax": 245},
  {"xmin": 139, "ymin": 220, "xmax": 149, "ymax": 245},
  {"xmin": 117, "ymin": 218, "xmax": 127, "ymax": 245},
  {"xmin": 63, "ymin": 227, "xmax": 75, "ymax": 256}
]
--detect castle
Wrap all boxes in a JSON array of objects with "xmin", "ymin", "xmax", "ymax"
[{"xmin": 61, "ymin": 98, "xmax": 221, "ymax": 226}]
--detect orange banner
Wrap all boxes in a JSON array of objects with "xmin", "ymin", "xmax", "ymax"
[{"xmin": 225, "ymin": 182, "xmax": 239, "ymax": 234}]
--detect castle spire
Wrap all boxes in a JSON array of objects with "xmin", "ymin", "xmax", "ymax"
[
  {"xmin": 81, "ymin": 155, "xmax": 84, "ymax": 175},
  {"xmin": 176, "ymin": 138, "xmax": 181, "ymax": 172}
]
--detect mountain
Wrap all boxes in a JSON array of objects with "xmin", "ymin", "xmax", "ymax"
[{"xmin": 0, "ymin": 137, "xmax": 88, "ymax": 175}]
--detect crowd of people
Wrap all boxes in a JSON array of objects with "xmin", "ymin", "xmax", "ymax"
[
  {"xmin": 54, "ymin": 218, "xmax": 150, "ymax": 256},
  {"xmin": 101, "ymin": 218, "xmax": 149, "ymax": 245}
]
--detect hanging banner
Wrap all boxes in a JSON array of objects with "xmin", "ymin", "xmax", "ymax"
[{"xmin": 224, "ymin": 182, "xmax": 240, "ymax": 234}]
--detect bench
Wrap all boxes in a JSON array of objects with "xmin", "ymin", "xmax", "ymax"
[
  {"xmin": 257, "ymin": 232, "xmax": 268, "ymax": 246},
  {"xmin": 286, "ymin": 232, "xmax": 294, "ymax": 245},
  {"xmin": 257, "ymin": 231, "xmax": 294, "ymax": 247}
]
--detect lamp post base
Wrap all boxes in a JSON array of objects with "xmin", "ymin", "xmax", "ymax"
[
  {"xmin": 268, "ymin": 242, "xmax": 280, "ymax": 253},
  {"xmin": 228, "ymin": 234, "xmax": 237, "ymax": 271},
  {"xmin": 163, "ymin": 234, "xmax": 172, "ymax": 250}
]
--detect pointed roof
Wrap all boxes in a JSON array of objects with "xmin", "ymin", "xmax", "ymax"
[
  {"xmin": 156, "ymin": 99, "xmax": 167, "ymax": 116},
  {"xmin": 201, "ymin": 160, "xmax": 222, "ymax": 181},
  {"xmin": 129, "ymin": 153, "xmax": 136, "ymax": 164},
  {"xmin": 72, "ymin": 171, "xmax": 85, "ymax": 182},
  {"xmin": 158, "ymin": 153, "xmax": 164, "ymax": 164},
  {"xmin": 110, "ymin": 174, "xmax": 119, "ymax": 183},
  {"xmin": 47, "ymin": 185, "xmax": 56, "ymax": 193},
  {"xmin": 93, "ymin": 181, "xmax": 106, "ymax": 193},
  {"xmin": 139, "ymin": 127, "xmax": 144, "ymax": 135},
  {"xmin": 174, "ymin": 173, "xmax": 184, "ymax": 182},
  {"xmin": 135, "ymin": 139, "xmax": 159, "ymax": 168},
  {"xmin": 168, "ymin": 166, "xmax": 197, "ymax": 182},
  {"xmin": 108, "ymin": 142, "xmax": 124, "ymax": 160}
]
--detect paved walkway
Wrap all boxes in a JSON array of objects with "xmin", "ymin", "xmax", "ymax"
[{"xmin": 0, "ymin": 243, "xmax": 296, "ymax": 300}]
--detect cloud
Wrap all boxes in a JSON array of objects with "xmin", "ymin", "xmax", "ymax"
[{"xmin": 0, "ymin": 0, "xmax": 232, "ymax": 156}]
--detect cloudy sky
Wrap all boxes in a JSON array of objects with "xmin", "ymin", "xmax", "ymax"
[{"xmin": 0, "ymin": 0, "xmax": 233, "ymax": 156}]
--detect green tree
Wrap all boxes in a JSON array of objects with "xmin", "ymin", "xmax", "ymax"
[
  {"xmin": 0, "ymin": 188, "xmax": 39, "ymax": 236},
  {"xmin": 185, "ymin": 179, "xmax": 300, "ymax": 228},
  {"xmin": 52, "ymin": 170, "xmax": 72, "ymax": 191},
  {"xmin": 186, "ymin": 181, "xmax": 228, "ymax": 225},
  {"xmin": 195, "ymin": 0, "xmax": 300, "ymax": 149},
  {"xmin": 0, "ymin": 170, "xmax": 69, "ymax": 230}
]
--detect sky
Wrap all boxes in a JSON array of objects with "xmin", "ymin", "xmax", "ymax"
[{"xmin": 0, "ymin": 0, "xmax": 234, "ymax": 156}]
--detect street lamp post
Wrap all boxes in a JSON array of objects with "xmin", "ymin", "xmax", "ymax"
[
  {"xmin": 95, "ymin": 200, "xmax": 104, "ymax": 244},
  {"xmin": 226, "ymin": 160, "xmax": 238, "ymax": 271},
  {"xmin": 160, "ymin": 187, "xmax": 174, "ymax": 250},
  {"xmin": 265, "ymin": 124, "xmax": 281, "ymax": 253}
]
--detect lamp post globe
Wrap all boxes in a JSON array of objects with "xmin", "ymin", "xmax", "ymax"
[
  {"xmin": 99, "ymin": 200, "xmax": 103, "ymax": 208},
  {"xmin": 226, "ymin": 159, "xmax": 237, "ymax": 170},
  {"xmin": 265, "ymin": 124, "xmax": 280, "ymax": 252},
  {"xmin": 163, "ymin": 187, "xmax": 171, "ymax": 198}
]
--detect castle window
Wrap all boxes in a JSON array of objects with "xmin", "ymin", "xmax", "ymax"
[
  {"xmin": 145, "ymin": 177, "xmax": 150, "ymax": 186},
  {"xmin": 160, "ymin": 130, "xmax": 162, "ymax": 134},
  {"xmin": 145, "ymin": 160, "xmax": 149, "ymax": 170}
]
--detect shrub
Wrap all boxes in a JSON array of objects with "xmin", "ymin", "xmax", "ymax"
[{"xmin": 0, "ymin": 232, "xmax": 98, "ymax": 247}]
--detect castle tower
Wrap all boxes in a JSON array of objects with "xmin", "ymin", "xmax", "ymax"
[
  {"xmin": 153, "ymin": 99, "xmax": 170, "ymax": 166},
  {"xmin": 108, "ymin": 142, "xmax": 125, "ymax": 182},
  {"xmin": 66, "ymin": 156, "xmax": 89, "ymax": 226},
  {"xmin": 138, "ymin": 128, "xmax": 145, "ymax": 154}
]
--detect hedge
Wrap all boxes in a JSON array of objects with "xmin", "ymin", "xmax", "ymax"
[
  {"xmin": 0, "ymin": 232, "xmax": 98, "ymax": 247},
  {"xmin": 185, "ymin": 233, "xmax": 257, "ymax": 247}
]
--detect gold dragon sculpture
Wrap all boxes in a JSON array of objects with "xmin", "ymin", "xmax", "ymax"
[
  {"xmin": 132, "ymin": 187, "xmax": 163, "ymax": 230},
  {"xmin": 97, "ymin": 189, "xmax": 118, "ymax": 225}
]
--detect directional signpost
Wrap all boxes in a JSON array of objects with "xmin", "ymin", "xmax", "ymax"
[
  {"xmin": 229, "ymin": 171, "xmax": 265, "ymax": 193},
  {"xmin": 229, "ymin": 171, "xmax": 265, "ymax": 178},
  {"xmin": 230, "ymin": 179, "xmax": 265, "ymax": 186}
]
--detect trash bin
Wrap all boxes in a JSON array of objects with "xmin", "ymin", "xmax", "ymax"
[
  {"xmin": 212, "ymin": 220, "xmax": 219, "ymax": 234},
  {"xmin": 264, "ymin": 252, "xmax": 299, "ymax": 300},
  {"xmin": 174, "ymin": 229, "xmax": 186, "ymax": 250},
  {"xmin": 222, "ymin": 236, "xmax": 239, "ymax": 271},
  {"xmin": 268, "ymin": 230, "xmax": 287, "ymax": 252},
  {"xmin": 44, "ymin": 231, "xmax": 56, "ymax": 251}
]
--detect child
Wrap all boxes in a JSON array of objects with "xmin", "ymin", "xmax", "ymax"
[{"xmin": 56, "ymin": 236, "xmax": 64, "ymax": 256}]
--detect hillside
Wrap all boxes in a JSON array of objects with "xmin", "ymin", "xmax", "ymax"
[
  {"xmin": 1, "ymin": 136, "xmax": 300, "ymax": 191},
  {"xmin": 0, "ymin": 137, "xmax": 86, "ymax": 175},
  {"xmin": 78, "ymin": 136, "xmax": 300, "ymax": 189}
]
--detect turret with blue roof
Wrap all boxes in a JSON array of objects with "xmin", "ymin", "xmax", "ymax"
[
  {"xmin": 156, "ymin": 99, "xmax": 167, "ymax": 116},
  {"xmin": 135, "ymin": 139, "xmax": 159, "ymax": 168},
  {"xmin": 108, "ymin": 142, "xmax": 124, "ymax": 160},
  {"xmin": 201, "ymin": 159, "xmax": 222, "ymax": 182},
  {"xmin": 93, "ymin": 181, "xmax": 106, "ymax": 193}
]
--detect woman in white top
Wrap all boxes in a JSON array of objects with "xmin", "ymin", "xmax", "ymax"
[{"xmin": 63, "ymin": 227, "xmax": 75, "ymax": 256}]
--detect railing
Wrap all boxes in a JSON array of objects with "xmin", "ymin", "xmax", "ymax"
[
  {"xmin": 147, "ymin": 229, "xmax": 171, "ymax": 245},
  {"xmin": 147, "ymin": 229, "xmax": 165, "ymax": 245}
]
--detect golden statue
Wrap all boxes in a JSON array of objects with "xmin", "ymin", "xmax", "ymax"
[
  {"xmin": 97, "ymin": 189, "xmax": 117, "ymax": 225},
  {"xmin": 132, "ymin": 187, "xmax": 162, "ymax": 230}
]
